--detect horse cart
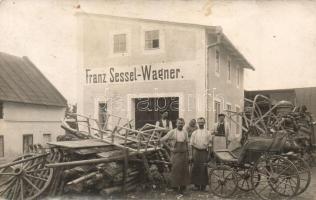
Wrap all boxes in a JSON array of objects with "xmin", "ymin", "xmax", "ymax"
[
  {"xmin": 209, "ymin": 133, "xmax": 311, "ymax": 200},
  {"xmin": 210, "ymin": 94, "xmax": 314, "ymax": 199},
  {"xmin": 0, "ymin": 113, "xmax": 171, "ymax": 200}
]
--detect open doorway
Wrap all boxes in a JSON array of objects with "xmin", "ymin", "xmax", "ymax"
[{"xmin": 134, "ymin": 97, "xmax": 179, "ymax": 129}]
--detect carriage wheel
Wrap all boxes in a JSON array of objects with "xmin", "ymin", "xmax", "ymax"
[
  {"xmin": 251, "ymin": 155, "xmax": 300, "ymax": 200},
  {"xmin": 286, "ymin": 155, "xmax": 311, "ymax": 195},
  {"xmin": 0, "ymin": 153, "xmax": 53, "ymax": 200},
  {"xmin": 209, "ymin": 165, "xmax": 237, "ymax": 198},
  {"xmin": 236, "ymin": 167, "xmax": 260, "ymax": 191}
]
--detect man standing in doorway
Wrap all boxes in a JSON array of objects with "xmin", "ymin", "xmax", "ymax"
[
  {"xmin": 190, "ymin": 117, "xmax": 212, "ymax": 191},
  {"xmin": 160, "ymin": 118, "xmax": 190, "ymax": 196},
  {"xmin": 156, "ymin": 111, "xmax": 173, "ymax": 129},
  {"xmin": 212, "ymin": 113, "xmax": 231, "ymax": 146}
]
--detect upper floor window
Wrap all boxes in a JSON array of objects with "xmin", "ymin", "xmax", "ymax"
[
  {"xmin": 215, "ymin": 49, "xmax": 220, "ymax": 74},
  {"xmin": 145, "ymin": 30, "xmax": 159, "ymax": 49},
  {"xmin": 113, "ymin": 33, "xmax": 127, "ymax": 53},
  {"xmin": 227, "ymin": 59, "xmax": 231, "ymax": 81},
  {"xmin": 0, "ymin": 102, "xmax": 3, "ymax": 119}
]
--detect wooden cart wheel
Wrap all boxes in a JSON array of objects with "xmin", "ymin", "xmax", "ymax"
[
  {"xmin": 208, "ymin": 165, "xmax": 237, "ymax": 198},
  {"xmin": 251, "ymin": 155, "xmax": 300, "ymax": 200},
  {"xmin": 285, "ymin": 154, "xmax": 311, "ymax": 195},
  {"xmin": 0, "ymin": 153, "xmax": 53, "ymax": 200}
]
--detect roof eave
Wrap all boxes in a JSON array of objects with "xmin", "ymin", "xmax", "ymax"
[{"xmin": 220, "ymin": 33, "xmax": 255, "ymax": 71}]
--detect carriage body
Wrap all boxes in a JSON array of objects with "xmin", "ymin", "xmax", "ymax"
[{"xmin": 209, "ymin": 132, "xmax": 311, "ymax": 200}]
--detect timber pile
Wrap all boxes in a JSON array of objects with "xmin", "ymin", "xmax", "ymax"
[{"xmin": 40, "ymin": 145, "xmax": 170, "ymax": 197}]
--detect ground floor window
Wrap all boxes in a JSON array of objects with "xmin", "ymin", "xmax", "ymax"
[
  {"xmin": 98, "ymin": 102, "xmax": 107, "ymax": 129},
  {"xmin": 214, "ymin": 100, "xmax": 221, "ymax": 123},
  {"xmin": 23, "ymin": 134, "xmax": 33, "ymax": 153},
  {"xmin": 0, "ymin": 136, "xmax": 4, "ymax": 157},
  {"xmin": 43, "ymin": 133, "xmax": 52, "ymax": 143},
  {"xmin": 134, "ymin": 97, "xmax": 179, "ymax": 129},
  {"xmin": 236, "ymin": 106, "xmax": 241, "ymax": 134},
  {"xmin": 226, "ymin": 104, "xmax": 232, "ymax": 129}
]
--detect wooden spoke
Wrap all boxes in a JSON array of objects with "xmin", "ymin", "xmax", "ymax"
[
  {"xmin": 25, "ymin": 173, "xmax": 48, "ymax": 182},
  {"xmin": 20, "ymin": 178, "xmax": 24, "ymax": 200},
  {"xmin": 22, "ymin": 176, "xmax": 40, "ymax": 191}
]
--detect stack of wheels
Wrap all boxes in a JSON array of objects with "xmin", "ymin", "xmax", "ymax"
[
  {"xmin": 208, "ymin": 154, "xmax": 311, "ymax": 199},
  {"xmin": 0, "ymin": 153, "xmax": 53, "ymax": 200}
]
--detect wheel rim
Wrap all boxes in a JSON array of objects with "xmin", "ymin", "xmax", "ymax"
[
  {"xmin": 209, "ymin": 165, "xmax": 237, "ymax": 198},
  {"xmin": 0, "ymin": 154, "xmax": 53, "ymax": 200},
  {"xmin": 286, "ymin": 155, "xmax": 311, "ymax": 195}
]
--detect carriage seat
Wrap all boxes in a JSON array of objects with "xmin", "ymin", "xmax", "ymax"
[
  {"xmin": 212, "ymin": 136, "xmax": 238, "ymax": 163},
  {"xmin": 237, "ymin": 134, "xmax": 287, "ymax": 164}
]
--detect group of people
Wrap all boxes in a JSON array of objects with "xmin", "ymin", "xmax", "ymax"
[{"xmin": 157, "ymin": 112, "xmax": 231, "ymax": 196}]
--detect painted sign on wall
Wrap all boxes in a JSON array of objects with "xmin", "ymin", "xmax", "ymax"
[{"xmin": 84, "ymin": 61, "xmax": 197, "ymax": 85}]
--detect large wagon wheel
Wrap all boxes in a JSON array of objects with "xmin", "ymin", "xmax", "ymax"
[
  {"xmin": 251, "ymin": 155, "xmax": 300, "ymax": 200},
  {"xmin": 208, "ymin": 165, "xmax": 237, "ymax": 198},
  {"xmin": 0, "ymin": 153, "xmax": 53, "ymax": 200}
]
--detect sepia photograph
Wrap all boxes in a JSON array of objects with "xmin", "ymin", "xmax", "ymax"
[{"xmin": 0, "ymin": 0, "xmax": 315, "ymax": 199}]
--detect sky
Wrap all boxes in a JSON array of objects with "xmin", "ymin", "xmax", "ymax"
[{"xmin": 0, "ymin": 0, "xmax": 316, "ymax": 104}]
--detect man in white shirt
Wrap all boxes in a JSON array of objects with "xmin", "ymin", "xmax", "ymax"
[
  {"xmin": 155, "ymin": 111, "xmax": 173, "ymax": 130},
  {"xmin": 190, "ymin": 117, "xmax": 212, "ymax": 191}
]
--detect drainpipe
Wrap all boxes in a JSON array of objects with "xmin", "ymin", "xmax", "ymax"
[{"xmin": 205, "ymin": 29, "xmax": 222, "ymax": 129}]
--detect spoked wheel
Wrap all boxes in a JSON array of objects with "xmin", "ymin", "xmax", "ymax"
[
  {"xmin": 0, "ymin": 153, "xmax": 53, "ymax": 200},
  {"xmin": 285, "ymin": 154, "xmax": 311, "ymax": 195},
  {"xmin": 209, "ymin": 165, "xmax": 237, "ymax": 198},
  {"xmin": 236, "ymin": 167, "xmax": 260, "ymax": 191},
  {"xmin": 251, "ymin": 155, "xmax": 300, "ymax": 200}
]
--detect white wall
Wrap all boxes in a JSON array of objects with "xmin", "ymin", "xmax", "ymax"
[{"xmin": 0, "ymin": 102, "xmax": 66, "ymax": 161}]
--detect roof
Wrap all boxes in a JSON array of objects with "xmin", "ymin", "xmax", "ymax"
[
  {"xmin": 0, "ymin": 52, "xmax": 67, "ymax": 107},
  {"xmin": 246, "ymin": 87, "xmax": 316, "ymax": 94},
  {"xmin": 218, "ymin": 33, "xmax": 255, "ymax": 70},
  {"xmin": 76, "ymin": 12, "xmax": 255, "ymax": 70}
]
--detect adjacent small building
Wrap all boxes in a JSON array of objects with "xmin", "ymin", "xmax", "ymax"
[
  {"xmin": 0, "ymin": 52, "xmax": 67, "ymax": 160},
  {"xmin": 76, "ymin": 13, "xmax": 255, "ymax": 138}
]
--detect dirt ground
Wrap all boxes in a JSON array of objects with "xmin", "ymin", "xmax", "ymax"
[{"xmin": 47, "ymin": 167, "xmax": 316, "ymax": 200}]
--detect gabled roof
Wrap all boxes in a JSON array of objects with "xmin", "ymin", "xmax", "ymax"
[{"xmin": 0, "ymin": 52, "xmax": 67, "ymax": 107}]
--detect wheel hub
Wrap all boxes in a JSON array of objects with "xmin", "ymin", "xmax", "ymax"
[{"xmin": 14, "ymin": 167, "xmax": 24, "ymax": 175}]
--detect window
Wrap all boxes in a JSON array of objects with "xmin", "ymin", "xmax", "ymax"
[
  {"xmin": 227, "ymin": 59, "xmax": 231, "ymax": 81},
  {"xmin": 0, "ymin": 102, "xmax": 3, "ymax": 119},
  {"xmin": 23, "ymin": 134, "xmax": 33, "ymax": 153},
  {"xmin": 237, "ymin": 67, "xmax": 241, "ymax": 86},
  {"xmin": 98, "ymin": 102, "xmax": 107, "ymax": 129},
  {"xmin": 145, "ymin": 30, "xmax": 159, "ymax": 49},
  {"xmin": 226, "ymin": 104, "xmax": 232, "ymax": 129},
  {"xmin": 43, "ymin": 134, "xmax": 52, "ymax": 144},
  {"xmin": 113, "ymin": 33, "xmax": 127, "ymax": 53},
  {"xmin": 236, "ymin": 106, "xmax": 241, "ymax": 134},
  {"xmin": 214, "ymin": 100, "xmax": 221, "ymax": 123},
  {"xmin": 0, "ymin": 136, "xmax": 4, "ymax": 157},
  {"xmin": 215, "ymin": 49, "xmax": 220, "ymax": 74}
]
